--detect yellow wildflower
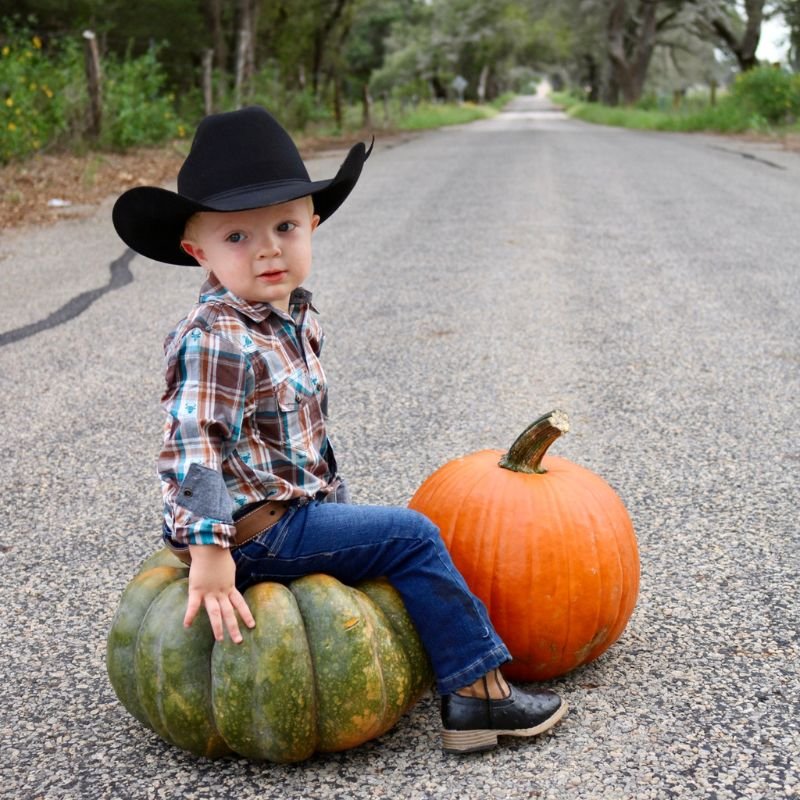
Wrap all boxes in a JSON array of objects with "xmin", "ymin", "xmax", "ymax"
[
  {"xmin": 7, "ymin": 122, "xmax": 16, "ymax": 131},
  {"xmin": 5, "ymin": 97, "xmax": 13, "ymax": 107},
  {"xmin": 43, "ymin": 87, "xmax": 53, "ymax": 99},
  {"xmin": 29, "ymin": 83, "xmax": 38, "ymax": 92},
  {"xmin": 32, "ymin": 36, "xmax": 42, "ymax": 49},
  {"xmin": 1, "ymin": 46, "xmax": 9, "ymax": 57}
]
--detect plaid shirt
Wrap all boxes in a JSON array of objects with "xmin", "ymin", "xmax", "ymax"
[{"xmin": 158, "ymin": 276, "xmax": 334, "ymax": 548}]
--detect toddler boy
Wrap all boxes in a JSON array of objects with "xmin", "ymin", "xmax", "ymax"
[{"xmin": 113, "ymin": 106, "xmax": 567, "ymax": 753}]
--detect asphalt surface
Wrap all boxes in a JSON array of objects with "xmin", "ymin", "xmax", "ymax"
[{"xmin": 0, "ymin": 95, "xmax": 798, "ymax": 799}]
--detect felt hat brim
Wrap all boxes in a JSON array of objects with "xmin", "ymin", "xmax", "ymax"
[{"xmin": 112, "ymin": 139, "xmax": 371, "ymax": 266}]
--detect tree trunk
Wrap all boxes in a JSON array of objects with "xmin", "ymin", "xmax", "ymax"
[
  {"xmin": 430, "ymin": 74, "xmax": 447, "ymax": 101},
  {"xmin": 333, "ymin": 72, "xmax": 343, "ymax": 129},
  {"xmin": 579, "ymin": 54, "xmax": 601, "ymax": 102},
  {"xmin": 205, "ymin": 0, "xmax": 227, "ymax": 69},
  {"xmin": 477, "ymin": 64, "xmax": 490, "ymax": 103},
  {"xmin": 250, "ymin": 1, "xmax": 260, "ymax": 79},
  {"xmin": 234, "ymin": 29, "xmax": 249, "ymax": 108},
  {"xmin": 607, "ymin": 0, "xmax": 661, "ymax": 105},
  {"xmin": 361, "ymin": 83, "xmax": 372, "ymax": 129},
  {"xmin": 312, "ymin": 0, "xmax": 349, "ymax": 97},
  {"xmin": 202, "ymin": 49, "xmax": 214, "ymax": 115},
  {"xmin": 711, "ymin": 0, "xmax": 766, "ymax": 71},
  {"xmin": 234, "ymin": 0, "xmax": 256, "ymax": 108},
  {"xmin": 204, "ymin": 0, "xmax": 228, "ymax": 105}
]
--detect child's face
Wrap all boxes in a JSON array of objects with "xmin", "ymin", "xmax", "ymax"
[{"xmin": 181, "ymin": 198, "xmax": 320, "ymax": 311}]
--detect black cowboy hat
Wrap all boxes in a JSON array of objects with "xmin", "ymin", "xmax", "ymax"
[{"xmin": 112, "ymin": 105, "xmax": 371, "ymax": 266}]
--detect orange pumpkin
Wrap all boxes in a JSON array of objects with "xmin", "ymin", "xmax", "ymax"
[{"xmin": 408, "ymin": 410, "xmax": 639, "ymax": 681}]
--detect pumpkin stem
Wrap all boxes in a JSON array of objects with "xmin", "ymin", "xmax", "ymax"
[{"xmin": 499, "ymin": 410, "xmax": 569, "ymax": 474}]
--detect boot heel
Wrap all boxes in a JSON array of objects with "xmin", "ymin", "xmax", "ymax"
[{"xmin": 441, "ymin": 728, "xmax": 498, "ymax": 753}]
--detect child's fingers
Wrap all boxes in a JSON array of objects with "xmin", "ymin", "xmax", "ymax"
[
  {"xmin": 218, "ymin": 597, "xmax": 243, "ymax": 644},
  {"xmin": 202, "ymin": 595, "xmax": 227, "ymax": 642},
  {"xmin": 184, "ymin": 592, "xmax": 202, "ymax": 629},
  {"xmin": 231, "ymin": 590, "xmax": 256, "ymax": 629},
  {"xmin": 185, "ymin": 590, "xmax": 252, "ymax": 644}
]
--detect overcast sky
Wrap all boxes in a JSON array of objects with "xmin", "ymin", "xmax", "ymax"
[{"xmin": 756, "ymin": 13, "xmax": 790, "ymax": 62}]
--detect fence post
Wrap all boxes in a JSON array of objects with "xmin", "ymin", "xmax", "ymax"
[
  {"xmin": 361, "ymin": 83, "xmax": 372, "ymax": 129},
  {"xmin": 82, "ymin": 30, "xmax": 102, "ymax": 138},
  {"xmin": 202, "ymin": 49, "xmax": 214, "ymax": 115}
]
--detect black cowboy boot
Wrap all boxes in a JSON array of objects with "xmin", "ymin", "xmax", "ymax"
[{"xmin": 441, "ymin": 678, "xmax": 567, "ymax": 753}]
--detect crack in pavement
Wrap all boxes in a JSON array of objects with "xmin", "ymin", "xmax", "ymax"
[
  {"xmin": 707, "ymin": 144, "xmax": 787, "ymax": 170},
  {"xmin": 0, "ymin": 248, "xmax": 135, "ymax": 348}
]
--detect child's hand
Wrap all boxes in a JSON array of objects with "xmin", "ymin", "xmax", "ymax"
[{"xmin": 185, "ymin": 544, "xmax": 256, "ymax": 643}]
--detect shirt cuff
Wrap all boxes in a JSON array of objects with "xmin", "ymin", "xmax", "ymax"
[{"xmin": 170, "ymin": 503, "xmax": 237, "ymax": 549}]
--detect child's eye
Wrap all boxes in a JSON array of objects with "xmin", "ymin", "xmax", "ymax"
[
  {"xmin": 277, "ymin": 222, "xmax": 297, "ymax": 233},
  {"xmin": 226, "ymin": 232, "xmax": 246, "ymax": 243}
]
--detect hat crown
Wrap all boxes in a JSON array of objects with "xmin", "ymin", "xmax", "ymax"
[
  {"xmin": 177, "ymin": 106, "xmax": 310, "ymax": 203},
  {"xmin": 112, "ymin": 104, "xmax": 370, "ymax": 266}
]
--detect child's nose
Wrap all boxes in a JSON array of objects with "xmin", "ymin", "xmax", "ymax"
[{"xmin": 256, "ymin": 233, "xmax": 281, "ymax": 258}]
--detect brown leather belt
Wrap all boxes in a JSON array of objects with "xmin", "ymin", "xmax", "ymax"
[
  {"xmin": 233, "ymin": 499, "xmax": 290, "ymax": 544},
  {"xmin": 170, "ymin": 500, "xmax": 290, "ymax": 565}
]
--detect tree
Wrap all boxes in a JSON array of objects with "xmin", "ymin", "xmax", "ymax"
[
  {"xmin": 604, "ymin": 0, "xmax": 695, "ymax": 105},
  {"xmin": 234, "ymin": 0, "xmax": 258, "ymax": 106},
  {"xmin": 369, "ymin": 0, "xmax": 576, "ymax": 103},
  {"xmin": 306, "ymin": 0, "xmax": 357, "ymax": 96},
  {"xmin": 778, "ymin": 0, "xmax": 800, "ymax": 67},
  {"xmin": 3, "ymin": 0, "xmax": 209, "ymax": 92},
  {"xmin": 689, "ymin": 0, "xmax": 773, "ymax": 70},
  {"xmin": 345, "ymin": 0, "xmax": 417, "ymax": 125}
]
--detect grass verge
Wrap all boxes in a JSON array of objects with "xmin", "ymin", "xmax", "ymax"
[
  {"xmin": 550, "ymin": 91, "xmax": 800, "ymax": 137},
  {"xmin": 394, "ymin": 98, "xmax": 508, "ymax": 131}
]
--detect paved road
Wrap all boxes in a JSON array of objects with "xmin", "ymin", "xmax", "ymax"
[{"xmin": 1, "ymin": 95, "xmax": 797, "ymax": 799}]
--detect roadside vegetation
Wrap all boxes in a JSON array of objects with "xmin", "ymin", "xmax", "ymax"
[
  {"xmin": 1, "ymin": 1, "xmax": 799, "ymax": 166},
  {"xmin": 1, "ymin": 22, "xmax": 183, "ymax": 162},
  {"xmin": 395, "ymin": 94, "xmax": 514, "ymax": 129},
  {"xmin": 0, "ymin": 11, "xmax": 517, "ymax": 166},
  {"xmin": 553, "ymin": 66, "xmax": 800, "ymax": 136}
]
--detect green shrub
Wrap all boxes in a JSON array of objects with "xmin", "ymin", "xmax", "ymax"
[
  {"xmin": 101, "ymin": 46, "xmax": 185, "ymax": 149},
  {"xmin": 634, "ymin": 93, "xmax": 660, "ymax": 112},
  {"xmin": 0, "ymin": 22, "xmax": 85, "ymax": 163},
  {"xmin": 244, "ymin": 65, "xmax": 333, "ymax": 133},
  {"xmin": 560, "ymin": 95, "xmax": 757, "ymax": 134},
  {"xmin": 730, "ymin": 65, "xmax": 800, "ymax": 124},
  {"xmin": 0, "ymin": 22, "xmax": 184, "ymax": 161}
]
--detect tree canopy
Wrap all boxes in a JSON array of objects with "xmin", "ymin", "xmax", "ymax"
[{"xmin": 1, "ymin": 0, "xmax": 795, "ymax": 115}]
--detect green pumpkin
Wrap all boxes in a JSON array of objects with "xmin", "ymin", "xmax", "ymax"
[{"xmin": 106, "ymin": 550, "xmax": 432, "ymax": 762}]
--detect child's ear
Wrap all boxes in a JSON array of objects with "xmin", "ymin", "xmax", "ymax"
[
  {"xmin": 181, "ymin": 240, "xmax": 204, "ymax": 261},
  {"xmin": 310, "ymin": 215, "xmax": 320, "ymax": 232}
]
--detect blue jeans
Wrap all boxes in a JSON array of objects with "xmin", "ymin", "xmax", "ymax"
[{"xmin": 231, "ymin": 500, "xmax": 511, "ymax": 695}]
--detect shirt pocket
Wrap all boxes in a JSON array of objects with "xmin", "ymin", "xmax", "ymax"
[
  {"xmin": 256, "ymin": 368, "xmax": 320, "ymax": 451},
  {"xmin": 277, "ymin": 368, "xmax": 319, "ymax": 409}
]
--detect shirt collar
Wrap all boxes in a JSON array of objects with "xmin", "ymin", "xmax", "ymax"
[{"xmin": 199, "ymin": 274, "xmax": 316, "ymax": 322}]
